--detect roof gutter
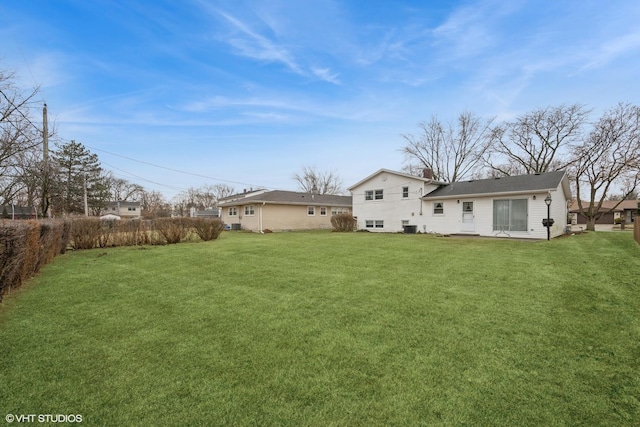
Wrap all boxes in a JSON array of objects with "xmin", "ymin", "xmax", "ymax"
[{"xmin": 422, "ymin": 188, "xmax": 559, "ymax": 200}]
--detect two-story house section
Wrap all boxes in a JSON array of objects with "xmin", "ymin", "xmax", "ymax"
[{"xmin": 348, "ymin": 168, "xmax": 446, "ymax": 233}]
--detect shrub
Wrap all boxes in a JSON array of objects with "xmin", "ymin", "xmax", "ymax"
[
  {"xmin": 70, "ymin": 218, "xmax": 102, "ymax": 250},
  {"xmin": 153, "ymin": 218, "xmax": 191, "ymax": 244},
  {"xmin": 0, "ymin": 220, "xmax": 68, "ymax": 301},
  {"xmin": 192, "ymin": 218, "xmax": 225, "ymax": 241},
  {"xmin": 0, "ymin": 222, "xmax": 28, "ymax": 299},
  {"xmin": 113, "ymin": 219, "xmax": 150, "ymax": 246},
  {"xmin": 331, "ymin": 213, "xmax": 356, "ymax": 232}
]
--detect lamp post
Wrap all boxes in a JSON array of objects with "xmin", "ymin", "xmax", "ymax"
[{"xmin": 544, "ymin": 193, "xmax": 552, "ymax": 240}]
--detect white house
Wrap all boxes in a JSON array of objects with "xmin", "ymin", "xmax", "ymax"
[
  {"xmin": 348, "ymin": 169, "xmax": 572, "ymax": 239},
  {"xmin": 100, "ymin": 201, "xmax": 142, "ymax": 220}
]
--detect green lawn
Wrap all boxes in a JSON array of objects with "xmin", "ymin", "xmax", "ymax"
[{"xmin": 1, "ymin": 231, "xmax": 639, "ymax": 426}]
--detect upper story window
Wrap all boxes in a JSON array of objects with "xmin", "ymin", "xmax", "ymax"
[
  {"xmin": 228, "ymin": 207, "xmax": 237, "ymax": 216},
  {"xmin": 365, "ymin": 189, "xmax": 383, "ymax": 201},
  {"xmin": 244, "ymin": 205, "xmax": 255, "ymax": 216},
  {"xmin": 127, "ymin": 207, "xmax": 136, "ymax": 211},
  {"xmin": 308, "ymin": 206, "xmax": 315, "ymax": 216},
  {"xmin": 320, "ymin": 207, "xmax": 327, "ymax": 216},
  {"xmin": 402, "ymin": 187, "xmax": 409, "ymax": 198},
  {"xmin": 433, "ymin": 202, "xmax": 444, "ymax": 215}
]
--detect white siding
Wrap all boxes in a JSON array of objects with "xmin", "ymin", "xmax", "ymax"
[
  {"xmin": 351, "ymin": 170, "xmax": 570, "ymax": 239},
  {"xmin": 351, "ymin": 172, "xmax": 438, "ymax": 232}
]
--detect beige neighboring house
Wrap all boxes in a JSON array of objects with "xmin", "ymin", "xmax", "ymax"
[
  {"xmin": 101, "ymin": 201, "xmax": 142, "ymax": 220},
  {"xmin": 218, "ymin": 190, "xmax": 352, "ymax": 232},
  {"xmin": 569, "ymin": 200, "xmax": 638, "ymax": 226}
]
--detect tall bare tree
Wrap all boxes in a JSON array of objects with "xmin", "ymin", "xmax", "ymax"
[
  {"xmin": 401, "ymin": 111, "xmax": 494, "ymax": 182},
  {"xmin": 486, "ymin": 103, "xmax": 589, "ymax": 175},
  {"xmin": 573, "ymin": 102, "xmax": 640, "ymax": 231},
  {"xmin": 293, "ymin": 166, "xmax": 343, "ymax": 194},
  {"xmin": 0, "ymin": 69, "xmax": 41, "ymax": 204}
]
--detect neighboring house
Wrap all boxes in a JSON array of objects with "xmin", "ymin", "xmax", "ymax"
[
  {"xmin": 349, "ymin": 169, "xmax": 572, "ymax": 239},
  {"xmin": 569, "ymin": 200, "xmax": 638, "ymax": 225},
  {"xmin": 100, "ymin": 201, "xmax": 142, "ymax": 220},
  {"xmin": 189, "ymin": 207, "xmax": 220, "ymax": 218},
  {"xmin": 0, "ymin": 204, "xmax": 37, "ymax": 220},
  {"xmin": 218, "ymin": 190, "xmax": 352, "ymax": 232}
]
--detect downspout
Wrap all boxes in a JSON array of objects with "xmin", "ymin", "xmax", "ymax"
[{"xmin": 260, "ymin": 202, "xmax": 265, "ymax": 233}]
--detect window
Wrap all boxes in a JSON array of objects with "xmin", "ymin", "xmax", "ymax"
[
  {"xmin": 493, "ymin": 199, "xmax": 527, "ymax": 232},
  {"xmin": 331, "ymin": 207, "xmax": 349, "ymax": 216},
  {"xmin": 433, "ymin": 202, "xmax": 444, "ymax": 215},
  {"xmin": 402, "ymin": 186, "xmax": 409, "ymax": 198},
  {"xmin": 365, "ymin": 189, "xmax": 383, "ymax": 201},
  {"xmin": 127, "ymin": 207, "xmax": 136, "ymax": 211},
  {"xmin": 228, "ymin": 207, "xmax": 237, "ymax": 216},
  {"xmin": 308, "ymin": 206, "xmax": 315, "ymax": 216},
  {"xmin": 365, "ymin": 220, "xmax": 384, "ymax": 228},
  {"xmin": 320, "ymin": 207, "xmax": 327, "ymax": 216},
  {"xmin": 244, "ymin": 205, "xmax": 255, "ymax": 216}
]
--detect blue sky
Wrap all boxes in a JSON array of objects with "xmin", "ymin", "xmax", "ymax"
[{"xmin": 2, "ymin": 0, "xmax": 640, "ymax": 199}]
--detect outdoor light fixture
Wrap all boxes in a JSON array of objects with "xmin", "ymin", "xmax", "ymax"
[{"xmin": 543, "ymin": 193, "xmax": 553, "ymax": 240}]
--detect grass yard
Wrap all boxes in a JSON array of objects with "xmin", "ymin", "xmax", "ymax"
[{"xmin": 1, "ymin": 231, "xmax": 639, "ymax": 426}]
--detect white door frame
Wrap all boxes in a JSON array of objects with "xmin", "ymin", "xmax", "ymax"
[{"xmin": 461, "ymin": 200, "xmax": 475, "ymax": 232}]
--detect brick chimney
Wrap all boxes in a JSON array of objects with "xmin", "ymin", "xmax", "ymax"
[{"xmin": 422, "ymin": 168, "xmax": 433, "ymax": 179}]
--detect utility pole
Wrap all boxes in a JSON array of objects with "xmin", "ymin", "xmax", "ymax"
[
  {"xmin": 42, "ymin": 103, "xmax": 51, "ymax": 217},
  {"xmin": 83, "ymin": 174, "xmax": 89, "ymax": 217}
]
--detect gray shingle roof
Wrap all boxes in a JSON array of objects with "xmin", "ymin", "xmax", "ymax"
[
  {"xmin": 220, "ymin": 190, "xmax": 352, "ymax": 207},
  {"xmin": 423, "ymin": 170, "xmax": 567, "ymax": 199}
]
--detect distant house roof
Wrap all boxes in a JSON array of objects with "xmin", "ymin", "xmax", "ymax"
[
  {"xmin": 220, "ymin": 190, "xmax": 352, "ymax": 207},
  {"xmin": 347, "ymin": 168, "xmax": 447, "ymax": 191},
  {"xmin": 423, "ymin": 170, "xmax": 569, "ymax": 199},
  {"xmin": 190, "ymin": 207, "xmax": 220, "ymax": 218},
  {"xmin": 104, "ymin": 201, "xmax": 141, "ymax": 208},
  {"xmin": 1, "ymin": 205, "xmax": 36, "ymax": 219},
  {"xmin": 569, "ymin": 199, "xmax": 640, "ymax": 213}
]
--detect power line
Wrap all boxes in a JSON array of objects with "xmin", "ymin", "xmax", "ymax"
[
  {"xmin": 100, "ymin": 160, "xmax": 190, "ymax": 192},
  {"xmin": 86, "ymin": 144, "xmax": 272, "ymax": 189}
]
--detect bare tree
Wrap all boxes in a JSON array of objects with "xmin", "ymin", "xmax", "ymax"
[
  {"xmin": 206, "ymin": 183, "xmax": 235, "ymax": 201},
  {"xmin": 140, "ymin": 189, "xmax": 170, "ymax": 218},
  {"xmin": 486, "ymin": 103, "xmax": 589, "ymax": 175},
  {"xmin": 401, "ymin": 111, "xmax": 494, "ymax": 182},
  {"xmin": 573, "ymin": 103, "xmax": 640, "ymax": 231},
  {"xmin": 172, "ymin": 186, "xmax": 220, "ymax": 216},
  {"xmin": 0, "ymin": 69, "xmax": 41, "ymax": 204},
  {"xmin": 103, "ymin": 173, "xmax": 144, "ymax": 201},
  {"xmin": 293, "ymin": 166, "xmax": 343, "ymax": 194}
]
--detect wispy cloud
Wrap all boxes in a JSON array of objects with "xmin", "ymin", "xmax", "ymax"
[
  {"xmin": 311, "ymin": 67, "xmax": 340, "ymax": 84},
  {"xmin": 582, "ymin": 31, "xmax": 640, "ymax": 70},
  {"xmin": 216, "ymin": 10, "xmax": 303, "ymax": 75}
]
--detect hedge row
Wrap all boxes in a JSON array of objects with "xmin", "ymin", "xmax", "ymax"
[
  {"xmin": 0, "ymin": 220, "xmax": 71, "ymax": 301},
  {"xmin": 69, "ymin": 217, "xmax": 225, "ymax": 249},
  {"xmin": 0, "ymin": 218, "xmax": 225, "ymax": 301}
]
